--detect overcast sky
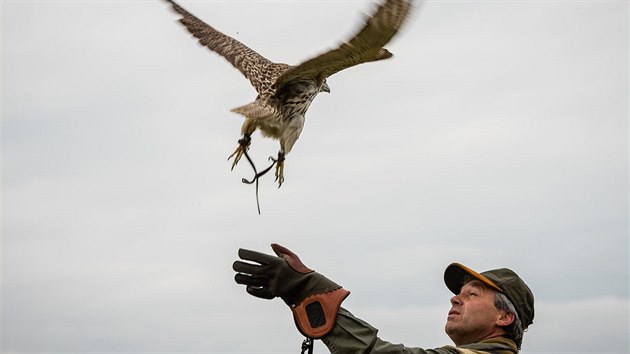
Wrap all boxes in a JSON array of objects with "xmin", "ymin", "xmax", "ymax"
[{"xmin": 2, "ymin": 0, "xmax": 628, "ymax": 353}]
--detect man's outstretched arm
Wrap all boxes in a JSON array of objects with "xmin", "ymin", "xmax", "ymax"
[{"xmin": 322, "ymin": 307, "xmax": 456, "ymax": 354}]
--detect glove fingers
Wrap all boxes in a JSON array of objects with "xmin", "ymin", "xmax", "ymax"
[
  {"xmin": 234, "ymin": 273, "xmax": 269, "ymax": 287},
  {"xmin": 246, "ymin": 285, "xmax": 275, "ymax": 300},
  {"xmin": 233, "ymin": 260, "xmax": 271, "ymax": 276},
  {"xmin": 238, "ymin": 248, "xmax": 278, "ymax": 264}
]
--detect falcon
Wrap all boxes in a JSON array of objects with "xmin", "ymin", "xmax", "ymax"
[{"xmin": 165, "ymin": 0, "xmax": 414, "ymax": 187}]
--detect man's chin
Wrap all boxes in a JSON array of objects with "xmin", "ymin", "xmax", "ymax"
[{"xmin": 444, "ymin": 321, "xmax": 461, "ymax": 337}]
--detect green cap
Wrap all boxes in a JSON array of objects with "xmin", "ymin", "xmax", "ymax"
[{"xmin": 444, "ymin": 263, "xmax": 535, "ymax": 329}]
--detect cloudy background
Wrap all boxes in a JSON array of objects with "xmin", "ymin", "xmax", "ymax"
[{"xmin": 2, "ymin": 0, "xmax": 627, "ymax": 353}]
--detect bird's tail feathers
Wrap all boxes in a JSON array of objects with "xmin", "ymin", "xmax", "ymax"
[{"xmin": 230, "ymin": 101, "xmax": 277, "ymax": 120}]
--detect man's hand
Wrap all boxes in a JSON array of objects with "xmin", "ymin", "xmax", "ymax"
[
  {"xmin": 232, "ymin": 243, "xmax": 350, "ymax": 338},
  {"xmin": 233, "ymin": 243, "xmax": 315, "ymax": 304}
]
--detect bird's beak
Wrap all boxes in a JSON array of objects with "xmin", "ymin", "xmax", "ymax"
[{"xmin": 321, "ymin": 82, "xmax": 330, "ymax": 93}]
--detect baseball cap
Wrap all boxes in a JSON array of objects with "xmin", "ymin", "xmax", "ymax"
[{"xmin": 444, "ymin": 263, "xmax": 535, "ymax": 329}]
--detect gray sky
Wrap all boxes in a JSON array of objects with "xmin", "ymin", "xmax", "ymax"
[{"xmin": 2, "ymin": 0, "xmax": 628, "ymax": 353}]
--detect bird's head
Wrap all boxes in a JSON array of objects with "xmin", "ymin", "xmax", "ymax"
[{"xmin": 320, "ymin": 80, "xmax": 331, "ymax": 93}]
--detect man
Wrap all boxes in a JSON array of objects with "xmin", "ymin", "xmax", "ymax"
[{"xmin": 233, "ymin": 244, "xmax": 535, "ymax": 354}]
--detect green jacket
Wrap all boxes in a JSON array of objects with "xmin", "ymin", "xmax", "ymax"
[{"xmin": 322, "ymin": 308, "xmax": 519, "ymax": 354}]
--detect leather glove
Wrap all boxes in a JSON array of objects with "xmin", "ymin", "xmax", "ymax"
[{"xmin": 233, "ymin": 243, "xmax": 350, "ymax": 338}]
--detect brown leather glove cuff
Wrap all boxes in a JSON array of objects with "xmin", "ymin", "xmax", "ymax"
[{"xmin": 291, "ymin": 287, "xmax": 350, "ymax": 338}]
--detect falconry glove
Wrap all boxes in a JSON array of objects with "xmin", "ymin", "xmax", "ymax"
[{"xmin": 233, "ymin": 243, "xmax": 350, "ymax": 338}]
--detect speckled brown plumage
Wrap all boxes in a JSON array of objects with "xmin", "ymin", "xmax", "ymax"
[{"xmin": 165, "ymin": 0, "xmax": 414, "ymax": 187}]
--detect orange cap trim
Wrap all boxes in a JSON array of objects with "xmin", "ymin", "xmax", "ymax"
[{"xmin": 452, "ymin": 262, "xmax": 503, "ymax": 292}]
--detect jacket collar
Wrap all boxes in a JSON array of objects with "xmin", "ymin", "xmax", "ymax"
[{"xmin": 455, "ymin": 337, "xmax": 518, "ymax": 354}]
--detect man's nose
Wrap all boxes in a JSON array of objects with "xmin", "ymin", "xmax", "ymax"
[{"xmin": 450, "ymin": 294, "xmax": 461, "ymax": 305}]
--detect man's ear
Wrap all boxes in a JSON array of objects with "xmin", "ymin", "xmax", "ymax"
[{"xmin": 496, "ymin": 311, "xmax": 515, "ymax": 327}]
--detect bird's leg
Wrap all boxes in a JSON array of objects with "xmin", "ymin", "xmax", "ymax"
[
  {"xmin": 271, "ymin": 151, "xmax": 286, "ymax": 188},
  {"xmin": 227, "ymin": 134, "xmax": 252, "ymax": 170}
]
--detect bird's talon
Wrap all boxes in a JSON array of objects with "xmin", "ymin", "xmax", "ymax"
[
  {"xmin": 227, "ymin": 148, "xmax": 243, "ymax": 170},
  {"xmin": 227, "ymin": 136, "xmax": 251, "ymax": 170},
  {"xmin": 274, "ymin": 154, "xmax": 285, "ymax": 188}
]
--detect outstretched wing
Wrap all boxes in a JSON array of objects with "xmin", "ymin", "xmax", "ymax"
[
  {"xmin": 273, "ymin": 0, "xmax": 414, "ymax": 89},
  {"xmin": 165, "ymin": 0, "xmax": 288, "ymax": 96}
]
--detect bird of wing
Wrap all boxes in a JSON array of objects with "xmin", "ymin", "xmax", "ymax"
[
  {"xmin": 273, "ymin": 0, "xmax": 414, "ymax": 89},
  {"xmin": 164, "ymin": 0, "xmax": 287, "ymax": 98}
]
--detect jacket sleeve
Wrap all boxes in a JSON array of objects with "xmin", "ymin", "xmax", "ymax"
[{"xmin": 321, "ymin": 307, "xmax": 458, "ymax": 354}]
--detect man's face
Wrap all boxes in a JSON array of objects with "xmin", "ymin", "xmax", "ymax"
[{"xmin": 445, "ymin": 280, "xmax": 507, "ymax": 345}]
